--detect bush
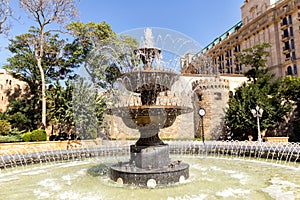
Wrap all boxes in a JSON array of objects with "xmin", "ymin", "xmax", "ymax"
[
  {"xmin": 9, "ymin": 128, "xmax": 25, "ymax": 136},
  {"xmin": 0, "ymin": 120, "xmax": 11, "ymax": 136},
  {"xmin": 22, "ymin": 131, "xmax": 32, "ymax": 142},
  {"xmin": 31, "ymin": 129, "xmax": 47, "ymax": 141},
  {"xmin": 0, "ymin": 135, "xmax": 22, "ymax": 143}
]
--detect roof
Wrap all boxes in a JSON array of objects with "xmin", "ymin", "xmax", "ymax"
[{"xmin": 192, "ymin": 21, "xmax": 243, "ymax": 60}]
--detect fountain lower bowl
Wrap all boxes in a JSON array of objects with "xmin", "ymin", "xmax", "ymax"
[{"xmin": 108, "ymin": 105, "xmax": 193, "ymax": 129}]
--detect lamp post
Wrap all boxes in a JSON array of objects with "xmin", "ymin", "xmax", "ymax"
[
  {"xmin": 251, "ymin": 105, "xmax": 263, "ymax": 142},
  {"xmin": 198, "ymin": 108, "xmax": 206, "ymax": 144}
]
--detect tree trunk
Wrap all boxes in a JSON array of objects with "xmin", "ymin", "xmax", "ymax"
[
  {"xmin": 37, "ymin": 57, "xmax": 46, "ymax": 127},
  {"xmin": 36, "ymin": 28, "xmax": 46, "ymax": 127}
]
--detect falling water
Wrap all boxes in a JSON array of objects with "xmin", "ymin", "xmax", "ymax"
[{"xmin": 143, "ymin": 28, "xmax": 155, "ymax": 48}]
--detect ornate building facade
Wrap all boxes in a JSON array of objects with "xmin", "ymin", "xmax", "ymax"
[
  {"xmin": 0, "ymin": 69, "xmax": 27, "ymax": 112},
  {"xmin": 181, "ymin": 0, "xmax": 300, "ymax": 78}
]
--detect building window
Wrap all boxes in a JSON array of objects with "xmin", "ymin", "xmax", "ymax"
[
  {"xmin": 284, "ymin": 41, "xmax": 290, "ymax": 49},
  {"xmin": 292, "ymin": 52, "xmax": 296, "ymax": 60},
  {"xmin": 289, "ymin": 27, "xmax": 294, "ymax": 37},
  {"xmin": 294, "ymin": 64, "xmax": 298, "ymax": 75},
  {"xmin": 283, "ymin": 29, "xmax": 289, "ymax": 37},
  {"xmin": 214, "ymin": 92, "xmax": 222, "ymax": 100},
  {"xmin": 282, "ymin": 17, "xmax": 288, "ymax": 26},
  {"xmin": 287, "ymin": 66, "xmax": 293, "ymax": 75},
  {"xmin": 291, "ymin": 39, "xmax": 295, "ymax": 49},
  {"xmin": 288, "ymin": 15, "xmax": 292, "ymax": 24},
  {"xmin": 197, "ymin": 93, "xmax": 202, "ymax": 101}
]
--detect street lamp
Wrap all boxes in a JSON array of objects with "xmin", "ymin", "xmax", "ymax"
[
  {"xmin": 251, "ymin": 105, "xmax": 263, "ymax": 142},
  {"xmin": 198, "ymin": 108, "xmax": 206, "ymax": 144}
]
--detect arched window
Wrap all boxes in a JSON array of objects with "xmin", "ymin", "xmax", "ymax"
[
  {"xmin": 287, "ymin": 66, "xmax": 293, "ymax": 75},
  {"xmin": 250, "ymin": 7, "xmax": 256, "ymax": 19},
  {"xmin": 294, "ymin": 64, "xmax": 298, "ymax": 75},
  {"xmin": 261, "ymin": 3, "xmax": 267, "ymax": 12}
]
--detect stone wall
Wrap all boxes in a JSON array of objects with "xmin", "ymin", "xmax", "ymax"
[
  {"xmin": 192, "ymin": 76, "xmax": 230, "ymax": 140},
  {"xmin": 0, "ymin": 139, "xmax": 102, "ymax": 156}
]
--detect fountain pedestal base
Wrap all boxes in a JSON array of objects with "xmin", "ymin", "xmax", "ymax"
[
  {"xmin": 130, "ymin": 145, "xmax": 170, "ymax": 168},
  {"xmin": 110, "ymin": 144, "xmax": 189, "ymax": 187}
]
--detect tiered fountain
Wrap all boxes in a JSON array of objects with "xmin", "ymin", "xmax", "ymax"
[{"xmin": 108, "ymin": 28, "xmax": 192, "ymax": 187}]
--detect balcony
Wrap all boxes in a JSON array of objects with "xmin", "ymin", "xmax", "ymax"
[
  {"xmin": 282, "ymin": 46, "xmax": 291, "ymax": 54},
  {"xmin": 285, "ymin": 57, "xmax": 292, "ymax": 62},
  {"xmin": 280, "ymin": 22, "xmax": 288, "ymax": 30},
  {"xmin": 281, "ymin": 34, "xmax": 290, "ymax": 42}
]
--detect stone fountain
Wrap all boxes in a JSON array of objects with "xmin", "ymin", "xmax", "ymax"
[{"xmin": 108, "ymin": 28, "xmax": 192, "ymax": 187}]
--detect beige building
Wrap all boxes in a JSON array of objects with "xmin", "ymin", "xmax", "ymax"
[
  {"xmin": 181, "ymin": 0, "xmax": 300, "ymax": 78},
  {"xmin": 0, "ymin": 69, "xmax": 27, "ymax": 112}
]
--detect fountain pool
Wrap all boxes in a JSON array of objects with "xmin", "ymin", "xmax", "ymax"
[{"xmin": 1, "ymin": 141, "xmax": 300, "ymax": 200}]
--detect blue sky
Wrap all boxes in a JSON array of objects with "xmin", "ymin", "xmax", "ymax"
[{"xmin": 0, "ymin": 0, "xmax": 243, "ymax": 67}]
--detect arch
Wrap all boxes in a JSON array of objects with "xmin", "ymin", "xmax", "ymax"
[{"xmin": 261, "ymin": 3, "xmax": 267, "ymax": 12}]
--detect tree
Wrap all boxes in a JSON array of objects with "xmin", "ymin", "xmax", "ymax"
[
  {"xmin": 278, "ymin": 76, "xmax": 300, "ymax": 141},
  {"xmin": 0, "ymin": 0, "xmax": 10, "ymax": 34},
  {"xmin": 279, "ymin": 76, "xmax": 300, "ymax": 103},
  {"xmin": 4, "ymin": 29, "xmax": 80, "ymax": 131},
  {"xmin": 235, "ymin": 43, "xmax": 271, "ymax": 84},
  {"xmin": 47, "ymin": 80, "xmax": 74, "ymax": 128},
  {"xmin": 72, "ymin": 77, "xmax": 107, "ymax": 139},
  {"xmin": 225, "ymin": 43, "xmax": 292, "ymax": 140},
  {"xmin": 225, "ymin": 78, "xmax": 291, "ymax": 140},
  {"xmin": 19, "ymin": 0, "xmax": 78, "ymax": 127}
]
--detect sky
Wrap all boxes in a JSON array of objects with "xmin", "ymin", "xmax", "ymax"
[{"xmin": 0, "ymin": 0, "xmax": 244, "ymax": 67}]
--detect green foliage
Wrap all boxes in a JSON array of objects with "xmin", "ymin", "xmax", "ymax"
[
  {"xmin": 31, "ymin": 129, "xmax": 47, "ymax": 141},
  {"xmin": 5, "ymin": 99, "xmax": 40, "ymax": 131},
  {"xmin": 0, "ymin": 135, "xmax": 22, "ymax": 143},
  {"xmin": 3, "ymin": 27, "xmax": 80, "ymax": 131},
  {"xmin": 47, "ymin": 80, "xmax": 74, "ymax": 128},
  {"xmin": 72, "ymin": 78, "xmax": 107, "ymax": 139},
  {"xmin": 86, "ymin": 35, "xmax": 139, "ymax": 90},
  {"xmin": 0, "ymin": 120, "xmax": 11, "ymax": 136},
  {"xmin": 225, "ymin": 43, "xmax": 295, "ymax": 140},
  {"xmin": 278, "ymin": 76, "xmax": 300, "ymax": 141},
  {"xmin": 22, "ymin": 131, "xmax": 32, "ymax": 142},
  {"xmin": 225, "ymin": 77, "xmax": 292, "ymax": 140},
  {"xmin": 278, "ymin": 76, "xmax": 300, "ymax": 103},
  {"xmin": 0, "ymin": 122, "xmax": 24, "ymax": 142},
  {"xmin": 235, "ymin": 43, "xmax": 271, "ymax": 84},
  {"xmin": 21, "ymin": 130, "xmax": 47, "ymax": 142},
  {"xmin": 67, "ymin": 22, "xmax": 139, "ymax": 90},
  {"xmin": 5, "ymin": 28, "xmax": 80, "ymax": 83}
]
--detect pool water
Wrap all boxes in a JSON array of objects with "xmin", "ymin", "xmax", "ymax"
[{"xmin": 0, "ymin": 156, "xmax": 299, "ymax": 200}]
